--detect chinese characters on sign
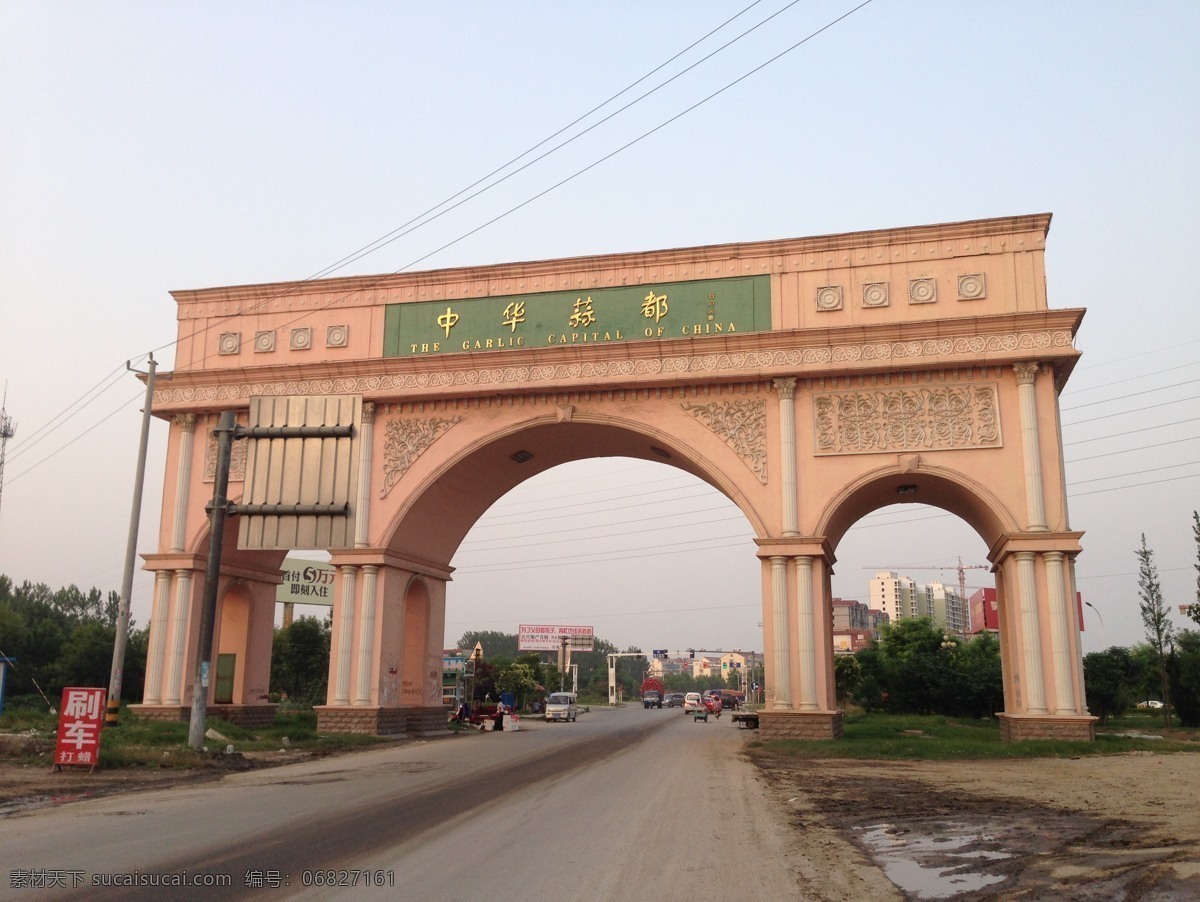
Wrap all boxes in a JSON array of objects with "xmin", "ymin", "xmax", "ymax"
[
  {"xmin": 275, "ymin": 557, "xmax": 337, "ymax": 606},
  {"xmin": 383, "ymin": 275, "xmax": 769, "ymax": 357},
  {"xmin": 518, "ymin": 624, "xmax": 595, "ymax": 652},
  {"xmin": 641, "ymin": 291, "xmax": 668, "ymax": 323},
  {"xmin": 54, "ymin": 687, "xmax": 106, "ymax": 771}
]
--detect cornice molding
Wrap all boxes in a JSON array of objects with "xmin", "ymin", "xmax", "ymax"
[
  {"xmin": 153, "ymin": 309, "xmax": 1083, "ymax": 409},
  {"xmin": 152, "ymin": 316, "xmax": 1081, "ymax": 412},
  {"xmin": 171, "ymin": 214, "xmax": 1052, "ymax": 313}
]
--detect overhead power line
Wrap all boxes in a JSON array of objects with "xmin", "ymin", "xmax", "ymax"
[{"xmin": 17, "ymin": 1, "xmax": 874, "ymax": 480}]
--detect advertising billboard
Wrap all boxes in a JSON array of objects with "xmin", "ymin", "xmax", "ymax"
[{"xmin": 518, "ymin": 624, "xmax": 594, "ymax": 652}]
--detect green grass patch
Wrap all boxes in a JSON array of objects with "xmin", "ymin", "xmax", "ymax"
[
  {"xmin": 0, "ymin": 704, "xmax": 390, "ymax": 769},
  {"xmin": 750, "ymin": 713, "xmax": 1200, "ymax": 760}
]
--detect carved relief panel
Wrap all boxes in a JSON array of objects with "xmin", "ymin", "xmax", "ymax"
[{"xmin": 813, "ymin": 384, "xmax": 1001, "ymax": 455}]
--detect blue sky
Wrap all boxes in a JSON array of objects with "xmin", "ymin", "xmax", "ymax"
[{"xmin": 1, "ymin": 1, "xmax": 1197, "ymax": 658}]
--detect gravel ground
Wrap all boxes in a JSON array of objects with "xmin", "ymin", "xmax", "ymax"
[{"xmin": 747, "ymin": 749, "xmax": 1200, "ymax": 900}]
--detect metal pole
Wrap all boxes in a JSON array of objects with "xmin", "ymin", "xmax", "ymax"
[
  {"xmin": 188, "ymin": 411, "xmax": 237, "ymax": 749},
  {"xmin": 107, "ymin": 354, "xmax": 157, "ymax": 726},
  {"xmin": 1083, "ymin": 601, "xmax": 1108, "ymax": 650}
]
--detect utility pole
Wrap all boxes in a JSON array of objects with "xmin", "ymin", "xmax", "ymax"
[
  {"xmin": 107, "ymin": 355, "xmax": 158, "ymax": 726},
  {"xmin": 189, "ymin": 410, "xmax": 238, "ymax": 750},
  {"xmin": 0, "ymin": 384, "xmax": 16, "ymax": 523}
]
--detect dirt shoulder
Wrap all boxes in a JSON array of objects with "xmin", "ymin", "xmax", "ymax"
[
  {"xmin": 0, "ymin": 733, "xmax": 329, "ymax": 815},
  {"xmin": 748, "ymin": 749, "xmax": 1200, "ymax": 900}
]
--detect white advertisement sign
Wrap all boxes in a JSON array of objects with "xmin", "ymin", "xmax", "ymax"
[
  {"xmin": 518, "ymin": 624, "xmax": 594, "ymax": 652},
  {"xmin": 276, "ymin": 557, "xmax": 337, "ymax": 606}
]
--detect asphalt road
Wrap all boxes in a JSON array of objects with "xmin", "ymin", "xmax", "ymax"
[{"xmin": 0, "ymin": 705, "xmax": 804, "ymax": 900}]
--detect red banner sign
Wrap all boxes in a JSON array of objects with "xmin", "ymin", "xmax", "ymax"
[{"xmin": 54, "ymin": 687, "xmax": 107, "ymax": 769}]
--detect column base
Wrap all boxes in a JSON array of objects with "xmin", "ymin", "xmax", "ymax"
[
  {"xmin": 758, "ymin": 709, "xmax": 844, "ymax": 741},
  {"xmin": 998, "ymin": 713, "xmax": 1097, "ymax": 742},
  {"xmin": 128, "ymin": 704, "xmax": 278, "ymax": 728},
  {"xmin": 315, "ymin": 706, "xmax": 449, "ymax": 736}
]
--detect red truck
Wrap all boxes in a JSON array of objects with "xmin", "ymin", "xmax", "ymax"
[{"xmin": 641, "ymin": 678, "xmax": 665, "ymax": 708}]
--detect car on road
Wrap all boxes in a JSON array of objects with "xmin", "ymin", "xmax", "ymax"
[
  {"xmin": 703, "ymin": 695, "xmax": 723, "ymax": 716},
  {"xmin": 1137, "ymin": 700, "xmax": 1165, "ymax": 709},
  {"xmin": 643, "ymin": 690, "xmax": 662, "ymax": 709},
  {"xmin": 663, "ymin": 692, "xmax": 686, "ymax": 708},
  {"xmin": 544, "ymin": 692, "xmax": 578, "ymax": 722},
  {"xmin": 683, "ymin": 692, "xmax": 705, "ymax": 713}
]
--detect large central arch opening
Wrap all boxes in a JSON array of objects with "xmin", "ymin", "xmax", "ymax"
[{"xmin": 444, "ymin": 456, "xmax": 763, "ymax": 664}]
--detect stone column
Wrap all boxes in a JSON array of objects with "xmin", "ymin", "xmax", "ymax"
[
  {"xmin": 796, "ymin": 555, "xmax": 818, "ymax": 710},
  {"xmin": 1043, "ymin": 551, "xmax": 1075, "ymax": 713},
  {"xmin": 770, "ymin": 555, "xmax": 791, "ymax": 709},
  {"xmin": 354, "ymin": 565, "xmax": 379, "ymax": 705},
  {"xmin": 1015, "ymin": 551, "xmax": 1047, "ymax": 713},
  {"xmin": 170, "ymin": 414, "xmax": 197, "ymax": 552},
  {"xmin": 333, "ymin": 565, "xmax": 358, "ymax": 705},
  {"xmin": 1014, "ymin": 363, "xmax": 1048, "ymax": 531},
  {"xmin": 163, "ymin": 569, "xmax": 193, "ymax": 705},
  {"xmin": 354, "ymin": 402, "xmax": 374, "ymax": 549},
  {"xmin": 774, "ymin": 378, "xmax": 799, "ymax": 536},
  {"xmin": 142, "ymin": 570, "xmax": 173, "ymax": 704}
]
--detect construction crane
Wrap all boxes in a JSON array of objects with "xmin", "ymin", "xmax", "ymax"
[
  {"xmin": 0, "ymin": 385, "xmax": 15, "ymax": 522},
  {"xmin": 863, "ymin": 556, "xmax": 990, "ymax": 604}
]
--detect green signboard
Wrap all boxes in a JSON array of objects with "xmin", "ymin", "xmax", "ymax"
[{"xmin": 383, "ymin": 275, "xmax": 770, "ymax": 358}]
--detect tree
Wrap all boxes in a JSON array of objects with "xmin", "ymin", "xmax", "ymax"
[
  {"xmin": 955, "ymin": 631, "xmax": 1003, "ymax": 719},
  {"xmin": 1136, "ymin": 534, "xmax": 1174, "ymax": 726},
  {"xmin": 1169, "ymin": 629, "xmax": 1200, "ymax": 727},
  {"xmin": 455, "ymin": 630, "xmax": 519, "ymax": 660},
  {"xmin": 1083, "ymin": 646, "xmax": 1136, "ymax": 723},
  {"xmin": 271, "ymin": 616, "xmax": 331, "ymax": 705},
  {"xmin": 833, "ymin": 654, "xmax": 861, "ymax": 707},
  {"xmin": 0, "ymin": 575, "xmax": 147, "ymax": 705},
  {"xmin": 1186, "ymin": 511, "xmax": 1200, "ymax": 628},
  {"xmin": 492, "ymin": 660, "xmax": 539, "ymax": 707}
]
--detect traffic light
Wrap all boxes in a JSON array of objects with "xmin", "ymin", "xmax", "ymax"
[{"xmin": 688, "ymin": 648, "xmax": 694, "ymax": 659}]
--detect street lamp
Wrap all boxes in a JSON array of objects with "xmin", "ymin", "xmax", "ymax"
[{"xmin": 1083, "ymin": 602, "xmax": 1108, "ymax": 650}]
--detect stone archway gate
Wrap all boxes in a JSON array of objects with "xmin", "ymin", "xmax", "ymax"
[{"xmin": 132, "ymin": 213, "xmax": 1093, "ymax": 741}]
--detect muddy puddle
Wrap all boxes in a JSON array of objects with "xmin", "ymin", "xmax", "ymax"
[{"xmin": 855, "ymin": 818, "xmax": 1013, "ymax": 898}]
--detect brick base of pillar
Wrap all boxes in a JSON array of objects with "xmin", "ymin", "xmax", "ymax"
[
  {"xmin": 999, "ymin": 713, "xmax": 1097, "ymax": 742},
  {"xmin": 128, "ymin": 704, "xmax": 278, "ymax": 728},
  {"xmin": 758, "ymin": 710, "xmax": 844, "ymax": 741},
  {"xmin": 128, "ymin": 704, "xmax": 188, "ymax": 722},
  {"xmin": 315, "ymin": 706, "xmax": 450, "ymax": 736}
]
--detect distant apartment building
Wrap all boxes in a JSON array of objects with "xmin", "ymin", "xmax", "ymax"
[
  {"xmin": 970, "ymin": 587, "xmax": 1000, "ymax": 634},
  {"xmin": 870, "ymin": 571, "xmax": 967, "ymax": 635},
  {"xmin": 929, "ymin": 581, "xmax": 970, "ymax": 637},
  {"xmin": 870, "ymin": 572, "xmax": 935, "ymax": 621},
  {"xmin": 719, "ymin": 652, "xmax": 746, "ymax": 679},
  {"xmin": 647, "ymin": 657, "xmax": 691, "ymax": 679},
  {"xmin": 831, "ymin": 597, "xmax": 880, "ymax": 654}
]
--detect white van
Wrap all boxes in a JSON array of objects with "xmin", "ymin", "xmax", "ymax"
[{"xmin": 544, "ymin": 692, "xmax": 578, "ymax": 722}]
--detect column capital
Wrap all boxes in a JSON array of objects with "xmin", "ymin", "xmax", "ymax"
[
  {"xmin": 361, "ymin": 401, "xmax": 375, "ymax": 424},
  {"xmin": 773, "ymin": 376, "xmax": 797, "ymax": 400},
  {"xmin": 174, "ymin": 412, "xmax": 197, "ymax": 431},
  {"xmin": 756, "ymin": 536, "xmax": 834, "ymax": 562},
  {"xmin": 1013, "ymin": 361, "xmax": 1040, "ymax": 385},
  {"xmin": 989, "ymin": 531, "xmax": 1083, "ymax": 564}
]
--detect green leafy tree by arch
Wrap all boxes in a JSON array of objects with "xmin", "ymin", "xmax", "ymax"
[
  {"xmin": 1136, "ymin": 534, "xmax": 1173, "ymax": 726},
  {"xmin": 1186, "ymin": 511, "xmax": 1200, "ymax": 628}
]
